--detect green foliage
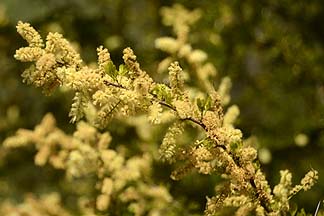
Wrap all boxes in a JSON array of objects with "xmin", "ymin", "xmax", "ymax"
[
  {"xmin": 104, "ymin": 61, "xmax": 118, "ymax": 80},
  {"xmin": 196, "ymin": 95, "xmax": 213, "ymax": 114}
]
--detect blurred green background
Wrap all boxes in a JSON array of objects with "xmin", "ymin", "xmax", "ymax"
[{"xmin": 0, "ymin": 0, "xmax": 323, "ymax": 214}]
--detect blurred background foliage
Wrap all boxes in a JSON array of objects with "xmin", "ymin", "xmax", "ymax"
[{"xmin": 0, "ymin": 0, "xmax": 323, "ymax": 214}]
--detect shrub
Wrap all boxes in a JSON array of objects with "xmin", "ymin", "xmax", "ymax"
[{"xmin": 0, "ymin": 4, "xmax": 321, "ymax": 216}]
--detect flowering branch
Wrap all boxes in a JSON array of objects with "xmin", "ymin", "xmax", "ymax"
[{"xmin": 10, "ymin": 18, "xmax": 319, "ymax": 216}]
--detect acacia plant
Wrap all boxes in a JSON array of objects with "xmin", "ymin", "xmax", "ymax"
[{"xmin": 1, "ymin": 4, "xmax": 319, "ymax": 216}]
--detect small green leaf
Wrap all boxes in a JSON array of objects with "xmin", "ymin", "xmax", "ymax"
[
  {"xmin": 229, "ymin": 141, "xmax": 242, "ymax": 152},
  {"xmin": 202, "ymin": 138, "xmax": 214, "ymax": 149},
  {"xmin": 151, "ymin": 84, "xmax": 172, "ymax": 104},
  {"xmin": 204, "ymin": 95, "xmax": 212, "ymax": 111},
  {"xmin": 196, "ymin": 98, "xmax": 205, "ymax": 113},
  {"xmin": 118, "ymin": 64, "xmax": 128, "ymax": 76},
  {"xmin": 104, "ymin": 61, "xmax": 118, "ymax": 80},
  {"xmin": 196, "ymin": 95, "xmax": 213, "ymax": 114}
]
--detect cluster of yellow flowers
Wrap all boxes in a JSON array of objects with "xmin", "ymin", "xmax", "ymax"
[
  {"xmin": 4, "ymin": 114, "xmax": 174, "ymax": 215},
  {"xmin": 0, "ymin": 193, "xmax": 71, "ymax": 216},
  {"xmin": 1, "ymin": 4, "xmax": 319, "ymax": 216}
]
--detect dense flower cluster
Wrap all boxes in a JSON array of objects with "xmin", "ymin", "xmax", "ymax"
[
  {"xmin": 4, "ymin": 114, "xmax": 174, "ymax": 215},
  {"xmin": 1, "ymin": 4, "xmax": 319, "ymax": 216}
]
